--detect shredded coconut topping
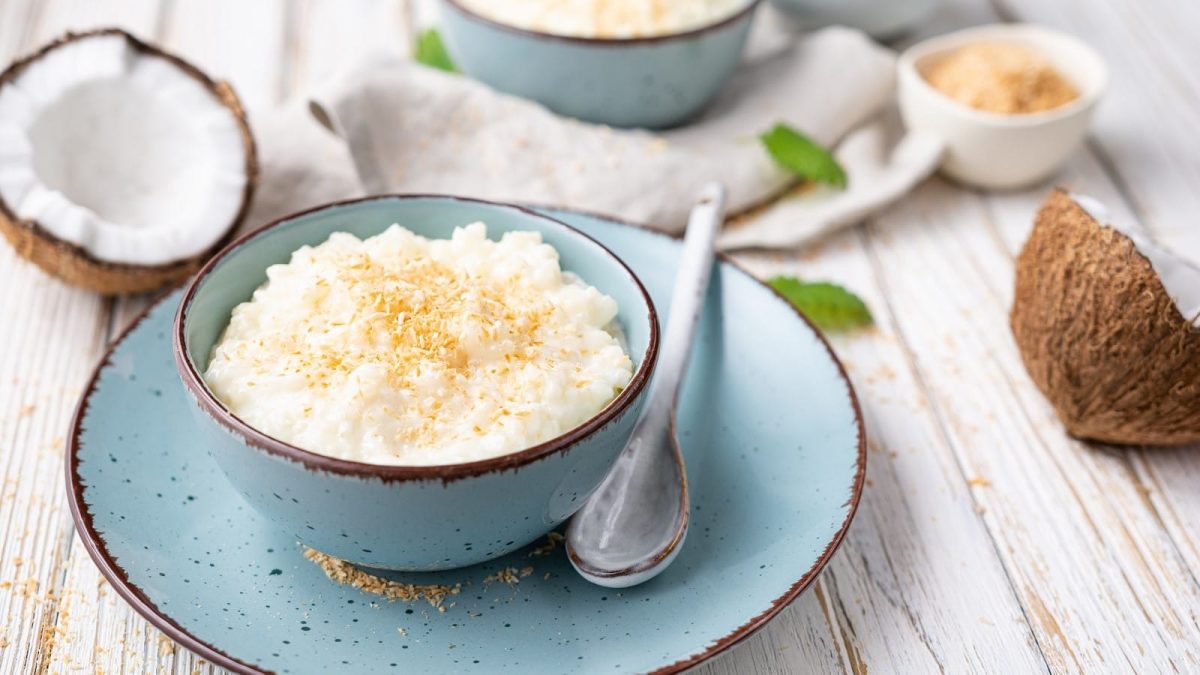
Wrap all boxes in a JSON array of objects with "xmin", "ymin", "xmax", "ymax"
[{"xmin": 204, "ymin": 223, "xmax": 633, "ymax": 465}]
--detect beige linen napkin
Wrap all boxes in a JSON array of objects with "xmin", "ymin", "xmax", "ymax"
[{"xmin": 246, "ymin": 24, "xmax": 943, "ymax": 249}]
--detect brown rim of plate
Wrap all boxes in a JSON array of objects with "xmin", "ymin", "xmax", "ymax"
[
  {"xmin": 442, "ymin": 0, "xmax": 764, "ymax": 46},
  {"xmin": 67, "ymin": 206, "xmax": 867, "ymax": 675},
  {"xmin": 65, "ymin": 285, "xmax": 266, "ymax": 675},
  {"xmin": 0, "ymin": 28, "xmax": 258, "ymax": 276},
  {"xmin": 173, "ymin": 194, "xmax": 661, "ymax": 484}
]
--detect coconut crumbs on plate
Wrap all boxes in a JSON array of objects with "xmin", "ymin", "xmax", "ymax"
[
  {"xmin": 303, "ymin": 548, "xmax": 463, "ymax": 609},
  {"xmin": 482, "ymin": 567, "xmax": 522, "ymax": 586},
  {"xmin": 528, "ymin": 531, "xmax": 564, "ymax": 557},
  {"xmin": 303, "ymin": 532, "xmax": 565, "ymax": 615}
]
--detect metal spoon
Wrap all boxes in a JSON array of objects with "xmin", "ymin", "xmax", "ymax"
[{"xmin": 566, "ymin": 183, "xmax": 727, "ymax": 588}]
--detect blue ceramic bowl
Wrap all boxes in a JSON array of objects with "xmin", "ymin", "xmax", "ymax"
[
  {"xmin": 438, "ymin": 0, "xmax": 761, "ymax": 129},
  {"xmin": 173, "ymin": 195, "xmax": 658, "ymax": 571}
]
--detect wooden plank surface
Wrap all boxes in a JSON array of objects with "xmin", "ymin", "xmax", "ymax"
[
  {"xmin": 0, "ymin": 3, "xmax": 159, "ymax": 674},
  {"xmin": 0, "ymin": 0, "xmax": 1197, "ymax": 673},
  {"xmin": 706, "ymin": 230, "xmax": 1047, "ymax": 674}
]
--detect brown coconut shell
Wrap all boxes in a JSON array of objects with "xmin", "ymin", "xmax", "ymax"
[
  {"xmin": 0, "ymin": 28, "xmax": 258, "ymax": 295},
  {"xmin": 1010, "ymin": 189, "xmax": 1200, "ymax": 445}
]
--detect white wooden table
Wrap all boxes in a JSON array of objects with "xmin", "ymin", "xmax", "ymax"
[{"xmin": 2, "ymin": 0, "xmax": 1198, "ymax": 672}]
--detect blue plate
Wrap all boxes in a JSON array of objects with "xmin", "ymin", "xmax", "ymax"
[{"xmin": 68, "ymin": 208, "xmax": 865, "ymax": 674}]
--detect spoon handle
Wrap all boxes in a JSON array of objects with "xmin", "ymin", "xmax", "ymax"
[{"xmin": 647, "ymin": 183, "xmax": 727, "ymax": 411}]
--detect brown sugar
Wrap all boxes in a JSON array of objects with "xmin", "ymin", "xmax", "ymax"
[{"xmin": 925, "ymin": 42, "xmax": 1080, "ymax": 114}]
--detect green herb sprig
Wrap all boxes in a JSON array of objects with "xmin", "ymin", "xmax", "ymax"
[
  {"xmin": 767, "ymin": 276, "xmax": 872, "ymax": 332},
  {"xmin": 414, "ymin": 29, "xmax": 457, "ymax": 73},
  {"xmin": 760, "ymin": 124, "xmax": 847, "ymax": 189}
]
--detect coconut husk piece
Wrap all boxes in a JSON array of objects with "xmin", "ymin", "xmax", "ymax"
[
  {"xmin": 1010, "ymin": 189, "xmax": 1200, "ymax": 445},
  {"xmin": 0, "ymin": 28, "xmax": 258, "ymax": 295}
]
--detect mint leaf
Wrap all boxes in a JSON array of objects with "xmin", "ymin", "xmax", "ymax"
[
  {"xmin": 414, "ymin": 29, "xmax": 456, "ymax": 73},
  {"xmin": 768, "ymin": 277, "xmax": 872, "ymax": 332},
  {"xmin": 760, "ymin": 124, "xmax": 847, "ymax": 189}
]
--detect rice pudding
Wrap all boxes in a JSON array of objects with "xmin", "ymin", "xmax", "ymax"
[
  {"xmin": 203, "ymin": 223, "xmax": 634, "ymax": 466},
  {"xmin": 454, "ymin": 0, "xmax": 748, "ymax": 39}
]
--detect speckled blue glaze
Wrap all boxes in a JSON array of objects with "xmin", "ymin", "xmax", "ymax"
[
  {"xmin": 173, "ymin": 197, "xmax": 658, "ymax": 572},
  {"xmin": 69, "ymin": 208, "xmax": 864, "ymax": 674},
  {"xmin": 438, "ymin": 0, "xmax": 760, "ymax": 129}
]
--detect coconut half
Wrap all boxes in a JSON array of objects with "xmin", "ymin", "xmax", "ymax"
[
  {"xmin": 0, "ymin": 29, "xmax": 256, "ymax": 294},
  {"xmin": 1010, "ymin": 189, "xmax": 1200, "ymax": 446}
]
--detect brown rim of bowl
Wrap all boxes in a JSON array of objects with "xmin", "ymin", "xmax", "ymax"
[
  {"xmin": 68, "ymin": 204, "xmax": 866, "ymax": 675},
  {"xmin": 442, "ymin": 0, "xmax": 764, "ymax": 46},
  {"xmin": 173, "ymin": 194, "xmax": 660, "ymax": 484}
]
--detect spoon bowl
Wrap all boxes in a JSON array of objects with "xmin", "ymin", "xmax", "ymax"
[{"xmin": 566, "ymin": 417, "xmax": 689, "ymax": 587}]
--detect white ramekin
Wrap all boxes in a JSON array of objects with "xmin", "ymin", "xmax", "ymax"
[{"xmin": 898, "ymin": 23, "xmax": 1108, "ymax": 190}]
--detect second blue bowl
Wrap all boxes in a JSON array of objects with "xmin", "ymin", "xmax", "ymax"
[{"xmin": 439, "ymin": 0, "xmax": 761, "ymax": 129}]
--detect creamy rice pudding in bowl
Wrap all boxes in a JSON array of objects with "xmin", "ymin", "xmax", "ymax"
[
  {"xmin": 174, "ymin": 195, "xmax": 658, "ymax": 571},
  {"xmin": 438, "ymin": 0, "xmax": 762, "ymax": 128}
]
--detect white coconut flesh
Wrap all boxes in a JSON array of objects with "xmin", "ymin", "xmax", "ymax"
[
  {"xmin": 1071, "ymin": 193, "xmax": 1200, "ymax": 327},
  {"xmin": 0, "ymin": 33, "xmax": 248, "ymax": 266}
]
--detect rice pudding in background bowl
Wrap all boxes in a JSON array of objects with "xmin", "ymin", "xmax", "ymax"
[
  {"xmin": 438, "ymin": 0, "xmax": 762, "ymax": 129},
  {"xmin": 174, "ymin": 195, "xmax": 658, "ymax": 571}
]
